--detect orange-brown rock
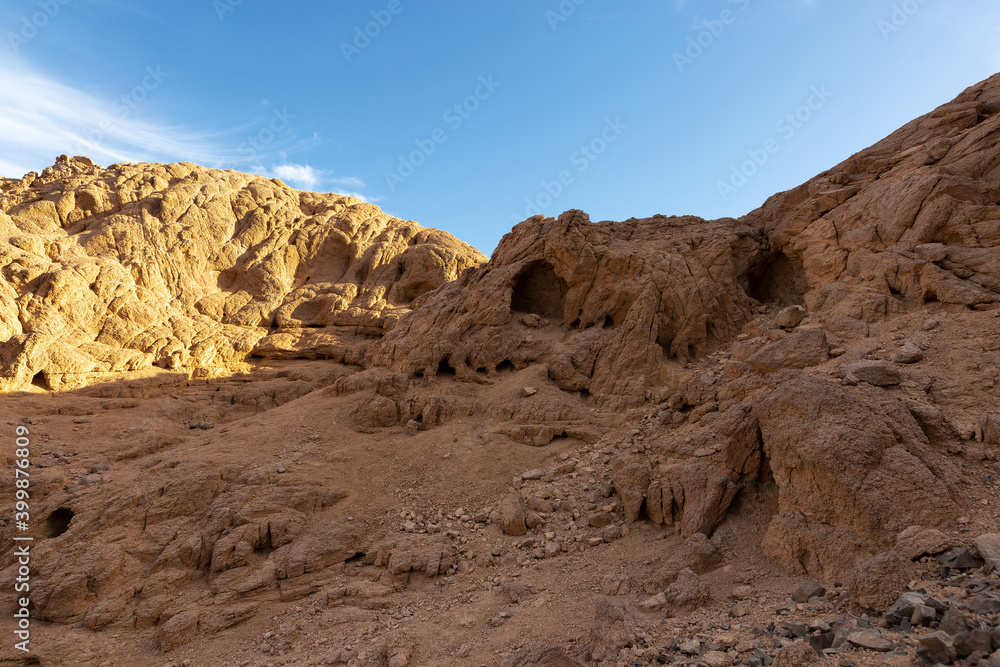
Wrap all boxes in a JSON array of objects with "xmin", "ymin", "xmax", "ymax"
[
  {"xmin": 2, "ymin": 72, "xmax": 1000, "ymax": 667},
  {"xmin": 0, "ymin": 156, "xmax": 484, "ymax": 390}
]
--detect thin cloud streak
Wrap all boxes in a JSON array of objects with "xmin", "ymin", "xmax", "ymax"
[
  {"xmin": 0, "ymin": 59, "xmax": 371, "ymax": 201},
  {"xmin": 252, "ymin": 163, "xmax": 373, "ymax": 200}
]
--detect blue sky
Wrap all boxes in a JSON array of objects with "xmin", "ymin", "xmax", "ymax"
[{"xmin": 2, "ymin": 0, "xmax": 998, "ymax": 254}]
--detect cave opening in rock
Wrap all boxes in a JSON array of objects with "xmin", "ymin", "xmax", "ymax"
[
  {"xmin": 496, "ymin": 360, "xmax": 516, "ymax": 374},
  {"xmin": 728, "ymin": 450, "xmax": 778, "ymax": 524},
  {"xmin": 46, "ymin": 508, "xmax": 74, "ymax": 538},
  {"xmin": 437, "ymin": 358, "xmax": 456, "ymax": 377},
  {"xmin": 510, "ymin": 261, "xmax": 568, "ymax": 321},
  {"xmin": 745, "ymin": 251, "xmax": 807, "ymax": 306},
  {"xmin": 31, "ymin": 372, "xmax": 48, "ymax": 390}
]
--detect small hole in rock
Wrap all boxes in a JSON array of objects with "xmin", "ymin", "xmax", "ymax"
[
  {"xmin": 437, "ymin": 359, "xmax": 456, "ymax": 377},
  {"xmin": 46, "ymin": 508, "xmax": 74, "ymax": 538},
  {"xmin": 31, "ymin": 372, "xmax": 48, "ymax": 390}
]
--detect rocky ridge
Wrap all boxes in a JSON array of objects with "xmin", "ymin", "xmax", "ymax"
[
  {"xmin": 0, "ymin": 73, "xmax": 999, "ymax": 666},
  {"xmin": 0, "ymin": 157, "xmax": 484, "ymax": 390}
]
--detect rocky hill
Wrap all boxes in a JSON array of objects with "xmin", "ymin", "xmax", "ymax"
[
  {"xmin": 0, "ymin": 158, "xmax": 484, "ymax": 390},
  {"xmin": 0, "ymin": 73, "xmax": 999, "ymax": 667}
]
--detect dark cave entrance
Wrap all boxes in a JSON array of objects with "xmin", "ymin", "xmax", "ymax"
[
  {"xmin": 744, "ymin": 251, "xmax": 807, "ymax": 306},
  {"xmin": 511, "ymin": 261, "xmax": 568, "ymax": 321},
  {"xmin": 46, "ymin": 508, "xmax": 74, "ymax": 538}
]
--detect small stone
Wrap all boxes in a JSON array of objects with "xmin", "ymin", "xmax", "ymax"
[
  {"xmin": 679, "ymin": 639, "xmax": 701, "ymax": 655},
  {"xmin": 520, "ymin": 387, "xmax": 538, "ymax": 397},
  {"xmin": 891, "ymin": 343, "xmax": 924, "ymax": 364},
  {"xmin": 700, "ymin": 651, "xmax": 731, "ymax": 667},
  {"xmin": 972, "ymin": 533, "xmax": 1000, "ymax": 573},
  {"xmin": 940, "ymin": 547, "xmax": 983, "ymax": 571},
  {"xmin": 521, "ymin": 469, "xmax": 545, "ymax": 480},
  {"xmin": 638, "ymin": 592, "xmax": 666, "ymax": 612},
  {"xmin": 499, "ymin": 493, "xmax": 528, "ymax": 536},
  {"xmin": 729, "ymin": 603, "xmax": 750, "ymax": 618},
  {"xmin": 956, "ymin": 628, "xmax": 991, "ymax": 658},
  {"xmin": 844, "ymin": 360, "xmax": 901, "ymax": 387},
  {"xmin": 967, "ymin": 593, "xmax": 1000, "ymax": 615},
  {"xmin": 775, "ymin": 305, "xmax": 807, "ymax": 329},
  {"xmin": 809, "ymin": 620, "xmax": 832, "ymax": 633},
  {"xmin": 938, "ymin": 607, "xmax": 968, "ymax": 636},
  {"xmin": 917, "ymin": 631, "xmax": 956, "ymax": 664},
  {"xmin": 792, "ymin": 579, "xmax": 826, "ymax": 603},
  {"xmin": 886, "ymin": 591, "xmax": 925, "ymax": 627},
  {"xmin": 782, "ymin": 621, "xmax": 808, "ymax": 637},
  {"xmin": 911, "ymin": 604, "xmax": 936, "ymax": 627},
  {"xmin": 846, "ymin": 630, "xmax": 893, "ymax": 652}
]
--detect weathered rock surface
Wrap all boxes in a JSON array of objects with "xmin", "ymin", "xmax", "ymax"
[
  {"xmin": 372, "ymin": 209, "xmax": 767, "ymax": 408},
  {"xmin": 2, "ymin": 71, "xmax": 1000, "ymax": 667},
  {"xmin": 0, "ymin": 156, "xmax": 484, "ymax": 390}
]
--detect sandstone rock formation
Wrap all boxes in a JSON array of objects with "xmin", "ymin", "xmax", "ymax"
[
  {"xmin": 0, "ymin": 156, "xmax": 484, "ymax": 390},
  {"xmin": 1, "ymin": 72, "xmax": 1000, "ymax": 667},
  {"xmin": 372, "ymin": 211, "xmax": 767, "ymax": 408}
]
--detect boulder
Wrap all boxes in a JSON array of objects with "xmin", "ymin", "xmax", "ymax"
[{"xmin": 500, "ymin": 493, "xmax": 528, "ymax": 536}]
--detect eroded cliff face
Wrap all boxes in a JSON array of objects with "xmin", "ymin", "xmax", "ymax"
[
  {"xmin": 361, "ymin": 72, "xmax": 1000, "ymax": 580},
  {"xmin": 1, "ymin": 74, "xmax": 1000, "ymax": 666},
  {"xmin": 373, "ymin": 73, "xmax": 1000, "ymax": 406},
  {"xmin": 372, "ymin": 211, "xmax": 767, "ymax": 407},
  {"xmin": 0, "ymin": 157, "xmax": 485, "ymax": 390}
]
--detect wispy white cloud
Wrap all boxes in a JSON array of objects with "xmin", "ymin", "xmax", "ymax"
[
  {"xmin": 0, "ymin": 59, "xmax": 237, "ymax": 178},
  {"xmin": 0, "ymin": 56, "xmax": 370, "ymax": 200},
  {"xmin": 252, "ymin": 163, "xmax": 373, "ymax": 200},
  {"xmin": 271, "ymin": 163, "xmax": 322, "ymax": 190}
]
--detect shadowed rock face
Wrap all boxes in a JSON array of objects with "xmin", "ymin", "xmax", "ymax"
[
  {"xmin": 744, "ymin": 74, "xmax": 1000, "ymax": 319},
  {"xmin": 372, "ymin": 211, "xmax": 767, "ymax": 408},
  {"xmin": 372, "ymin": 73, "xmax": 1000, "ymax": 408},
  {"xmin": 0, "ymin": 157, "xmax": 485, "ymax": 390},
  {"xmin": 0, "ymin": 74, "xmax": 999, "ymax": 664}
]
